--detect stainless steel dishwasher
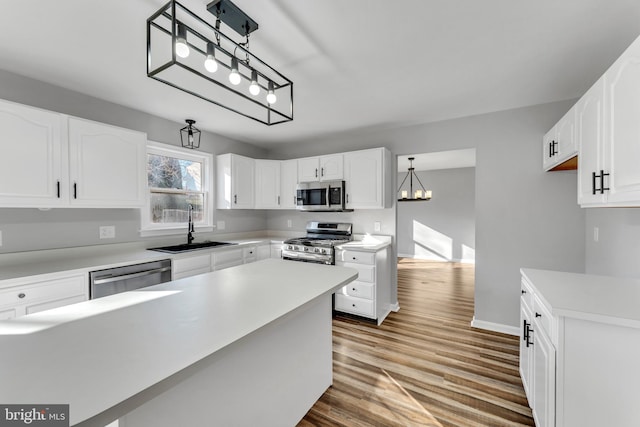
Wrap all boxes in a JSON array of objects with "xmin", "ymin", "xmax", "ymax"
[{"xmin": 89, "ymin": 259, "xmax": 172, "ymax": 299}]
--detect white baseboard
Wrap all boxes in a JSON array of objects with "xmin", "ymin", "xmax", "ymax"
[
  {"xmin": 471, "ymin": 317, "xmax": 519, "ymax": 336},
  {"xmin": 389, "ymin": 302, "xmax": 400, "ymax": 312}
]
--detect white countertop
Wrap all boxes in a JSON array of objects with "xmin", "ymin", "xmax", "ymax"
[
  {"xmin": 0, "ymin": 259, "xmax": 357, "ymax": 425},
  {"xmin": 521, "ymin": 268, "xmax": 640, "ymax": 328},
  {"xmin": 0, "ymin": 236, "xmax": 289, "ymax": 283},
  {"xmin": 335, "ymin": 234, "xmax": 392, "ymax": 252}
]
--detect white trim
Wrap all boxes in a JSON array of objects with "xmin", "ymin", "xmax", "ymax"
[
  {"xmin": 471, "ymin": 317, "xmax": 519, "ymax": 336},
  {"xmin": 140, "ymin": 141, "xmax": 214, "ymax": 236},
  {"xmin": 398, "ymin": 253, "xmax": 475, "ymax": 264},
  {"xmin": 389, "ymin": 302, "xmax": 400, "ymax": 312}
]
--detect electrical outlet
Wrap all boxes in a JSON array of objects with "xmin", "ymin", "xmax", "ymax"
[
  {"xmin": 99, "ymin": 226, "xmax": 115, "ymax": 239},
  {"xmin": 593, "ymin": 226, "xmax": 599, "ymax": 242},
  {"xmin": 374, "ymin": 221, "xmax": 381, "ymax": 232},
  {"xmin": 217, "ymin": 220, "xmax": 226, "ymax": 230},
  {"xmin": 287, "ymin": 219, "xmax": 292, "ymax": 228}
]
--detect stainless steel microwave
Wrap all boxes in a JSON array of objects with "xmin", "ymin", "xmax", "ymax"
[{"xmin": 296, "ymin": 180, "xmax": 350, "ymax": 211}]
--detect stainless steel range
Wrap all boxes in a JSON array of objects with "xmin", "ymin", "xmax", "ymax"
[{"xmin": 282, "ymin": 222, "xmax": 352, "ymax": 265}]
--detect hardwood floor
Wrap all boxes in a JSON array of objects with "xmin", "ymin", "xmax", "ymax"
[{"xmin": 298, "ymin": 259, "xmax": 534, "ymax": 427}]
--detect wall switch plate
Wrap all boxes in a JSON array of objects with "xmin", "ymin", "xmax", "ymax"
[
  {"xmin": 593, "ymin": 226, "xmax": 599, "ymax": 242},
  {"xmin": 374, "ymin": 221, "xmax": 381, "ymax": 232},
  {"xmin": 217, "ymin": 220, "xmax": 226, "ymax": 230},
  {"xmin": 99, "ymin": 226, "xmax": 115, "ymax": 239},
  {"xmin": 287, "ymin": 219, "xmax": 292, "ymax": 228}
]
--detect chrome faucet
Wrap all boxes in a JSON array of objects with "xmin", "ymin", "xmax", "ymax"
[{"xmin": 187, "ymin": 204, "xmax": 195, "ymax": 245}]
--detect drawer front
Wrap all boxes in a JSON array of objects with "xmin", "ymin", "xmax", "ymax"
[
  {"xmin": 213, "ymin": 260, "xmax": 244, "ymax": 271},
  {"xmin": 25, "ymin": 294, "xmax": 87, "ymax": 315},
  {"xmin": 521, "ymin": 278, "xmax": 534, "ymax": 309},
  {"xmin": 0, "ymin": 307, "xmax": 17, "ymax": 320},
  {"xmin": 243, "ymin": 246, "xmax": 257, "ymax": 258},
  {"xmin": 172, "ymin": 254, "xmax": 210, "ymax": 274},
  {"xmin": 339, "ymin": 282, "xmax": 374, "ymax": 300},
  {"xmin": 213, "ymin": 248, "xmax": 243, "ymax": 266},
  {"xmin": 0, "ymin": 275, "xmax": 86, "ymax": 308},
  {"xmin": 173, "ymin": 267, "xmax": 211, "ymax": 280},
  {"xmin": 335, "ymin": 294, "xmax": 374, "ymax": 317},
  {"xmin": 533, "ymin": 295, "xmax": 553, "ymax": 337},
  {"xmin": 336, "ymin": 263, "xmax": 375, "ymax": 283},
  {"xmin": 336, "ymin": 250, "xmax": 375, "ymax": 265}
]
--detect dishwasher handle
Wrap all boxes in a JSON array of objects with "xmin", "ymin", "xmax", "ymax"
[{"xmin": 92, "ymin": 266, "xmax": 172, "ymax": 285}]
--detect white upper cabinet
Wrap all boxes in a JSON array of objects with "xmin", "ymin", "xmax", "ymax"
[
  {"xmin": 217, "ymin": 153, "xmax": 255, "ymax": 209},
  {"xmin": 298, "ymin": 154, "xmax": 343, "ymax": 182},
  {"xmin": 0, "ymin": 99, "xmax": 67, "ymax": 207},
  {"xmin": 254, "ymin": 159, "xmax": 281, "ymax": 209},
  {"xmin": 577, "ymin": 34, "xmax": 640, "ymax": 207},
  {"xmin": 0, "ymin": 99, "xmax": 146, "ymax": 208},
  {"xmin": 577, "ymin": 79, "xmax": 606, "ymax": 206},
  {"xmin": 344, "ymin": 148, "xmax": 389, "ymax": 209},
  {"xmin": 279, "ymin": 159, "xmax": 298, "ymax": 209},
  {"xmin": 603, "ymin": 36, "xmax": 640, "ymax": 205},
  {"xmin": 68, "ymin": 117, "xmax": 146, "ymax": 207},
  {"xmin": 543, "ymin": 107, "xmax": 577, "ymax": 171}
]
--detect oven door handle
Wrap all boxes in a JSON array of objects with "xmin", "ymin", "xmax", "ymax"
[{"xmin": 92, "ymin": 266, "xmax": 172, "ymax": 285}]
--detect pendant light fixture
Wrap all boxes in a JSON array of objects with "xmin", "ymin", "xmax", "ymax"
[
  {"xmin": 180, "ymin": 119, "xmax": 201, "ymax": 149},
  {"xmin": 398, "ymin": 157, "xmax": 432, "ymax": 201},
  {"xmin": 147, "ymin": 0, "xmax": 293, "ymax": 125}
]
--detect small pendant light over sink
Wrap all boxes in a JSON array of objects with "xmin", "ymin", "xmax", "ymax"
[
  {"xmin": 398, "ymin": 157, "xmax": 432, "ymax": 201},
  {"xmin": 180, "ymin": 119, "xmax": 201, "ymax": 149}
]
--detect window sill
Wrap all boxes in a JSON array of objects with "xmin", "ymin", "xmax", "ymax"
[{"xmin": 140, "ymin": 226, "xmax": 214, "ymax": 238}]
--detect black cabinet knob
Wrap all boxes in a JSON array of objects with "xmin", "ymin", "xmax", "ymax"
[{"xmin": 535, "ymin": 312, "xmax": 542, "ymax": 318}]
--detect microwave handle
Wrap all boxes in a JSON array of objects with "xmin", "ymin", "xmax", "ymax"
[{"xmin": 325, "ymin": 187, "xmax": 331, "ymax": 208}]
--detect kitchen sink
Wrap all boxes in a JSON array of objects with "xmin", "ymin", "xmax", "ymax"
[{"xmin": 149, "ymin": 241, "xmax": 237, "ymax": 253}]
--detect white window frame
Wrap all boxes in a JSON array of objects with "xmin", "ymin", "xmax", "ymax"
[{"xmin": 140, "ymin": 141, "xmax": 214, "ymax": 237}]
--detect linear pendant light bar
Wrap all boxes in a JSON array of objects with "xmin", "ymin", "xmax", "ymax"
[{"xmin": 147, "ymin": 0, "xmax": 293, "ymax": 125}]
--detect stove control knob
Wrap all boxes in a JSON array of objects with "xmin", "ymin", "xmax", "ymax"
[
  {"xmin": 314, "ymin": 248, "xmax": 320, "ymax": 253},
  {"xmin": 287, "ymin": 245, "xmax": 293, "ymax": 250},
  {"xmin": 304, "ymin": 247, "xmax": 309, "ymax": 252}
]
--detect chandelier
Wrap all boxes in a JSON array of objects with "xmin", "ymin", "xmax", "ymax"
[
  {"xmin": 147, "ymin": 0, "xmax": 293, "ymax": 125},
  {"xmin": 398, "ymin": 157, "xmax": 432, "ymax": 201}
]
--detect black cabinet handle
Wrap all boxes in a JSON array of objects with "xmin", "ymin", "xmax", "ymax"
[
  {"xmin": 56, "ymin": 180, "xmax": 60, "ymax": 198},
  {"xmin": 321, "ymin": 167, "xmax": 324, "ymax": 177},
  {"xmin": 552, "ymin": 140, "xmax": 558, "ymax": 156},
  {"xmin": 592, "ymin": 171, "xmax": 597, "ymax": 195},
  {"xmin": 526, "ymin": 327, "xmax": 534, "ymax": 347},
  {"xmin": 521, "ymin": 289, "xmax": 526, "ymax": 294},
  {"xmin": 277, "ymin": 196, "xmax": 280, "ymax": 205},
  {"xmin": 315, "ymin": 168, "xmax": 318, "ymax": 178},
  {"xmin": 73, "ymin": 182, "xmax": 77, "ymax": 199},
  {"xmin": 18, "ymin": 293, "xmax": 26, "ymax": 299},
  {"xmin": 535, "ymin": 312, "xmax": 542, "ymax": 318},
  {"xmin": 600, "ymin": 170, "xmax": 610, "ymax": 194},
  {"xmin": 234, "ymin": 194, "xmax": 237, "ymax": 204},
  {"xmin": 592, "ymin": 170, "xmax": 611, "ymax": 195}
]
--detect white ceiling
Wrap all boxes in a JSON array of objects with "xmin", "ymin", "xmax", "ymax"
[{"xmin": 1, "ymin": 1, "xmax": 639, "ymax": 149}]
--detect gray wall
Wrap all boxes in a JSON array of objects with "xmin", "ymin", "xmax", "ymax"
[
  {"xmin": 397, "ymin": 168, "xmax": 475, "ymax": 262},
  {"xmin": 0, "ymin": 69, "xmax": 268, "ymax": 253},
  {"xmin": 585, "ymin": 208, "xmax": 640, "ymax": 278},
  {"xmin": 269, "ymin": 100, "xmax": 586, "ymax": 330}
]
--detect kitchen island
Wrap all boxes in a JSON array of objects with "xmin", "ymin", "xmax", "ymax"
[{"xmin": 0, "ymin": 259, "xmax": 357, "ymax": 426}]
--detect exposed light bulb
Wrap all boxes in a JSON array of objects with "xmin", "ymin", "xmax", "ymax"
[
  {"xmin": 229, "ymin": 57, "xmax": 241, "ymax": 85},
  {"xmin": 188, "ymin": 129, "xmax": 194, "ymax": 145},
  {"xmin": 175, "ymin": 23, "xmax": 189, "ymax": 58},
  {"xmin": 249, "ymin": 70, "xmax": 260, "ymax": 96},
  {"xmin": 266, "ymin": 81, "xmax": 277, "ymax": 104},
  {"xmin": 204, "ymin": 42, "xmax": 218, "ymax": 73}
]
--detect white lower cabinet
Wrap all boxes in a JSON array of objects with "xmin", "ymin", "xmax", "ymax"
[
  {"xmin": 211, "ymin": 247, "xmax": 244, "ymax": 271},
  {"xmin": 270, "ymin": 243, "xmax": 283, "ymax": 259},
  {"xmin": 334, "ymin": 246, "xmax": 391, "ymax": 325},
  {"xmin": 0, "ymin": 273, "xmax": 88, "ymax": 319},
  {"xmin": 172, "ymin": 254, "xmax": 211, "ymax": 280}
]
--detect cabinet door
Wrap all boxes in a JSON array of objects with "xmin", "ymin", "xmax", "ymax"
[
  {"xmin": 555, "ymin": 108, "xmax": 576, "ymax": 163},
  {"xmin": 577, "ymin": 79, "xmax": 606, "ymax": 205},
  {"xmin": 298, "ymin": 157, "xmax": 320, "ymax": 182},
  {"xmin": 532, "ymin": 320, "xmax": 556, "ymax": 427},
  {"xmin": 344, "ymin": 149, "xmax": 384, "ymax": 209},
  {"xmin": 542, "ymin": 127, "xmax": 557, "ymax": 171},
  {"xmin": 604, "ymin": 36, "xmax": 640, "ymax": 205},
  {"xmin": 0, "ymin": 99, "xmax": 67, "ymax": 206},
  {"xmin": 519, "ymin": 303, "xmax": 533, "ymax": 404},
  {"xmin": 319, "ymin": 154, "xmax": 343, "ymax": 181},
  {"xmin": 231, "ymin": 155, "xmax": 254, "ymax": 209},
  {"xmin": 254, "ymin": 160, "xmax": 280, "ymax": 209},
  {"xmin": 279, "ymin": 160, "xmax": 298, "ymax": 209},
  {"xmin": 68, "ymin": 117, "xmax": 146, "ymax": 207}
]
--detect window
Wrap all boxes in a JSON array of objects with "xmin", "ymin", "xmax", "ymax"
[{"xmin": 141, "ymin": 142, "xmax": 213, "ymax": 236}]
